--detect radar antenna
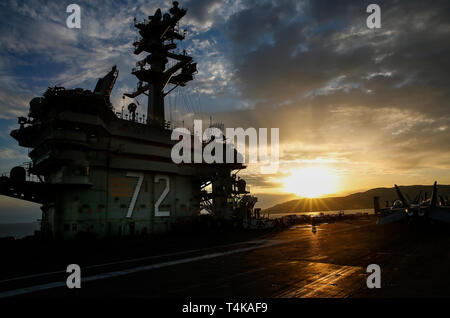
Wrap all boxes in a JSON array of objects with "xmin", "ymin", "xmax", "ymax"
[{"xmin": 124, "ymin": 1, "xmax": 197, "ymax": 125}]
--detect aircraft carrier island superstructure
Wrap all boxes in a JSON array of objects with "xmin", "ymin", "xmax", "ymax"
[{"xmin": 0, "ymin": 2, "xmax": 257, "ymax": 239}]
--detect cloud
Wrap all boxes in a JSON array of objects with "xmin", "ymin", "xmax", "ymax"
[
  {"xmin": 221, "ymin": 0, "xmax": 450, "ymax": 112},
  {"xmin": 1, "ymin": 0, "xmax": 450, "ymax": 210},
  {"xmin": 0, "ymin": 85, "xmax": 34, "ymax": 119},
  {"xmin": 0, "ymin": 147, "xmax": 27, "ymax": 160},
  {"xmin": 200, "ymin": 0, "xmax": 450, "ymax": 198}
]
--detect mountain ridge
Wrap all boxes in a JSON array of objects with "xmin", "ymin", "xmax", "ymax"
[{"xmin": 263, "ymin": 184, "xmax": 450, "ymax": 214}]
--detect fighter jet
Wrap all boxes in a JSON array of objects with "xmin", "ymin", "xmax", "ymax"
[{"xmin": 375, "ymin": 181, "xmax": 450, "ymax": 224}]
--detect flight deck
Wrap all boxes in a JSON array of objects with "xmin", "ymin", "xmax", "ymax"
[{"xmin": 2, "ymin": 217, "xmax": 449, "ymax": 299}]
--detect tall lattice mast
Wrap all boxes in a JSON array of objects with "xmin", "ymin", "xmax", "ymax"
[{"xmin": 124, "ymin": 1, "xmax": 197, "ymax": 125}]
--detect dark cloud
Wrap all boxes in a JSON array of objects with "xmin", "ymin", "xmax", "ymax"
[
  {"xmin": 208, "ymin": 0, "xmax": 450, "ymax": 187},
  {"xmin": 225, "ymin": 0, "xmax": 299, "ymax": 49},
  {"xmin": 184, "ymin": 0, "xmax": 223, "ymax": 25},
  {"xmin": 221, "ymin": 0, "xmax": 450, "ymax": 110}
]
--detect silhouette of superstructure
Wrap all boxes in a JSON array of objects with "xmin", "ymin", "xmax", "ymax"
[
  {"xmin": 0, "ymin": 2, "xmax": 257, "ymax": 239},
  {"xmin": 125, "ymin": 1, "xmax": 197, "ymax": 125}
]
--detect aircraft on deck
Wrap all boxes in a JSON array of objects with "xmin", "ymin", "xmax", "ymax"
[{"xmin": 375, "ymin": 181, "xmax": 450, "ymax": 224}]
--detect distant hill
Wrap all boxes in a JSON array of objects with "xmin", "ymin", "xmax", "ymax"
[{"xmin": 263, "ymin": 185, "xmax": 450, "ymax": 214}]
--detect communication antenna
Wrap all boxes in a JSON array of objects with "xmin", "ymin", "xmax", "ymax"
[{"xmin": 124, "ymin": 1, "xmax": 197, "ymax": 126}]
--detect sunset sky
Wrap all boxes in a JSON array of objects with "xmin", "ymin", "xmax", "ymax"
[{"xmin": 1, "ymin": 0, "xmax": 450, "ymax": 222}]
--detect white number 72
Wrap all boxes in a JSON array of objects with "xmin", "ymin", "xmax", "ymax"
[{"xmin": 125, "ymin": 173, "xmax": 170, "ymax": 218}]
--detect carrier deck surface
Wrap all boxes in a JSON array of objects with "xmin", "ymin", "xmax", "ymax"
[{"xmin": 2, "ymin": 217, "xmax": 449, "ymax": 298}]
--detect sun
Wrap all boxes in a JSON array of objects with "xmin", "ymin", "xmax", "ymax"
[{"xmin": 281, "ymin": 166, "xmax": 339, "ymax": 198}]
